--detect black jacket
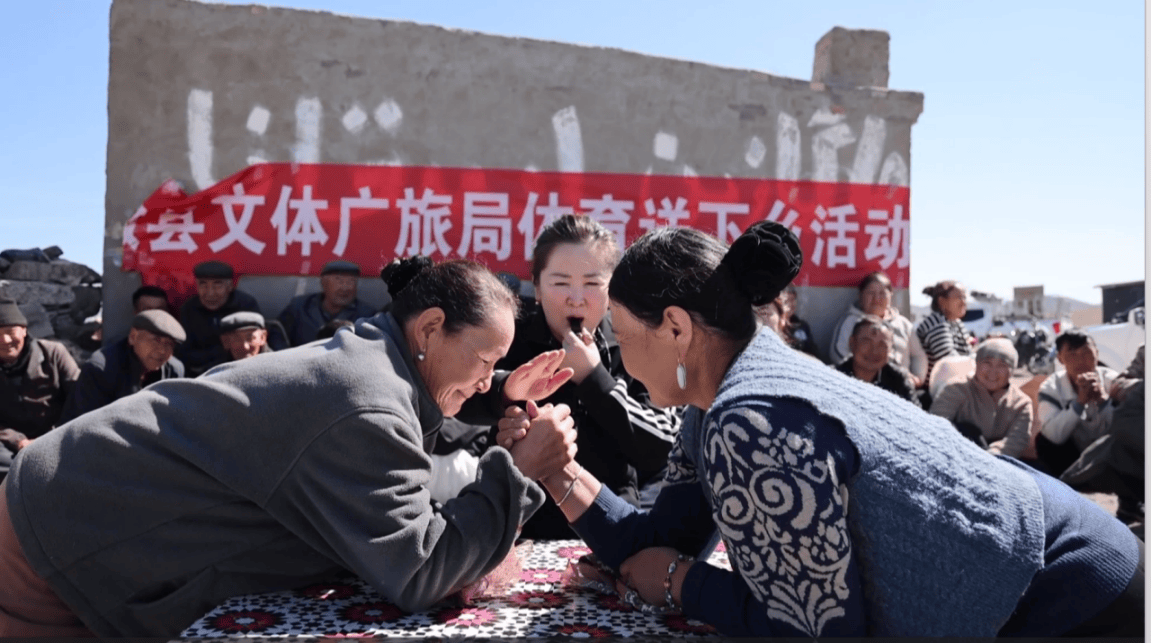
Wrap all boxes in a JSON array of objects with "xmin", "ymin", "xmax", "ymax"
[
  {"xmin": 176, "ymin": 290, "xmax": 261, "ymax": 376},
  {"xmin": 59, "ymin": 338, "xmax": 184, "ymax": 424}
]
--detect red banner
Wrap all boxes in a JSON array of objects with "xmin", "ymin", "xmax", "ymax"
[{"xmin": 123, "ymin": 164, "xmax": 910, "ymax": 304}]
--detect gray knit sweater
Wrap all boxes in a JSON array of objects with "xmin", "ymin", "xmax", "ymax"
[{"xmin": 5, "ymin": 312, "xmax": 544, "ymax": 636}]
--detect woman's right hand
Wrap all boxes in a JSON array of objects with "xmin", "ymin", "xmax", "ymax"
[
  {"xmin": 503, "ymin": 349, "xmax": 574, "ymax": 402},
  {"xmin": 508, "ymin": 401, "xmax": 577, "ymax": 481}
]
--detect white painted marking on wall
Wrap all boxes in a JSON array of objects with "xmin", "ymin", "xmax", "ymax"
[
  {"xmin": 878, "ymin": 152, "xmax": 910, "ymax": 186},
  {"xmin": 745, "ymin": 135, "xmax": 766, "ymax": 169},
  {"xmin": 364, "ymin": 154, "xmax": 405, "ymax": 166},
  {"xmin": 187, "ymin": 89, "xmax": 215, "ymax": 190},
  {"xmin": 807, "ymin": 108, "xmax": 845, "ymax": 127},
  {"xmin": 682, "ymin": 165, "xmax": 697, "ymax": 177},
  {"xmin": 373, "ymin": 99, "xmax": 403, "ymax": 135},
  {"xmin": 246, "ymin": 106, "xmax": 270, "ymax": 135},
  {"xmin": 293, "ymin": 97, "xmax": 322, "ymax": 164},
  {"xmin": 849, "ymin": 115, "xmax": 887, "ymax": 184},
  {"xmin": 551, "ymin": 106, "xmax": 584, "ymax": 172},
  {"xmin": 776, "ymin": 112, "xmax": 800, "ymax": 181},
  {"xmin": 342, "ymin": 104, "xmax": 368, "ymax": 134},
  {"xmin": 811, "ymin": 123, "xmax": 856, "ymax": 183},
  {"xmin": 653, "ymin": 131, "xmax": 678, "ymax": 161},
  {"xmin": 295, "ymin": 277, "xmax": 308, "ymax": 296},
  {"xmin": 247, "ymin": 154, "xmax": 268, "ymax": 166}
]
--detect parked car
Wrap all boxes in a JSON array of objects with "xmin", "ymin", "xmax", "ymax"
[
  {"xmin": 1082, "ymin": 305, "xmax": 1145, "ymax": 370},
  {"xmin": 961, "ymin": 301, "xmax": 993, "ymax": 340}
]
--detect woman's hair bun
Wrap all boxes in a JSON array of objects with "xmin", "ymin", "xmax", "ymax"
[
  {"xmin": 720, "ymin": 221, "xmax": 803, "ymax": 306},
  {"xmin": 380, "ymin": 255, "xmax": 434, "ymax": 296}
]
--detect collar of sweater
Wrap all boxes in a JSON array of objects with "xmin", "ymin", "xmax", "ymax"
[{"xmin": 357, "ymin": 312, "xmax": 444, "ymax": 441}]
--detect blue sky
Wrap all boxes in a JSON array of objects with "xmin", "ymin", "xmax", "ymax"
[{"xmin": 0, "ymin": 0, "xmax": 1143, "ymax": 306}]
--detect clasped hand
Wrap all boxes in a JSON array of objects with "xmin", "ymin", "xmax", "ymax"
[{"xmin": 506, "ymin": 400, "xmax": 577, "ymax": 481}]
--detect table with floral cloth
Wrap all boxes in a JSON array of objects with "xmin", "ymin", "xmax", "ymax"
[{"xmin": 182, "ymin": 539, "xmax": 732, "ymax": 638}]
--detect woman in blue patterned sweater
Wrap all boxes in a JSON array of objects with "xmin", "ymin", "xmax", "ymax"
[{"xmin": 503, "ymin": 221, "xmax": 1143, "ymax": 637}]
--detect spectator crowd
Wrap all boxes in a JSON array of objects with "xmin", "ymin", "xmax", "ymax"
[{"xmin": 0, "ymin": 218, "xmax": 1142, "ymax": 637}]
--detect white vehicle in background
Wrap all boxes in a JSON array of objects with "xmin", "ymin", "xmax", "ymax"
[
  {"xmin": 1082, "ymin": 305, "xmax": 1145, "ymax": 371},
  {"xmin": 960, "ymin": 300, "xmax": 993, "ymax": 340}
]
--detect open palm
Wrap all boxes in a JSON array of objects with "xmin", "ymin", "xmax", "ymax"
[{"xmin": 504, "ymin": 349, "xmax": 574, "ymax": 401}]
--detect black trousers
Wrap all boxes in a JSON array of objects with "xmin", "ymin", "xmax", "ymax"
[{"xmin": 1062, "ymin": 537, "xmax": 1145, "ymax": 637}]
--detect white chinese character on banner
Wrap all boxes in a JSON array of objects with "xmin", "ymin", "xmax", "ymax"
[
  {"xmin": 147, "ymin": 211, "xmax": 204, "ymax": 253},
  {"xmin": 123, "ymin": 206, "xmax": 146, "ymax": 250},
  {"xmin": 269, "ymin": 185, "xmax": 330, "ymax": 256},
  {"xmin": 699, "ymin": 201, "xmax": 750, "ymax": 244},
  {"xmin": 763, "ymin": 199, "xmax": 803, "ymax": 239},
  {"xmin": 517, "ymin": 192, "xmax": 575, "ymax": 260},
  {"xmin": 395, "ymin": 187, "xmax": 454, "ymax": 258},
  {"xmin": 639, "ymin": 197, "xmax": 692, "ymax": 232},
  {"xmin": 863, "ymin": 205, "xmax": 909, "ymax": 269},
  {"xmin": 808, "ymin": 204, "xmax": 860, "ymax": 268},
  {"xmin": 458, "ymin": 192, "xmax": 512, "ymax": 260},
  {"xmin": 579, "ymin": 194, "xmax": 633, "ymax": 249},
  {"xmin": 337, "ymin": 187, "xmax": 389, "ymax": 256},
  {"xmin": 209, "ymin": 184, "xmax": 267, "ymax": 254}
]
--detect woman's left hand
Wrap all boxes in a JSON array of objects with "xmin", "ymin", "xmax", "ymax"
[
  {"xmin": 504, "ymin": 349, "xmax": 575, "ymax": 402},
  {"xmin": 616, "ymin": 546, "xmax": 687, "ymax": 608}
]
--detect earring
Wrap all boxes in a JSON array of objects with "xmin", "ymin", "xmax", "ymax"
[
  {"xmin": 676, "ymin": 363, "xmax": 687, "ymax": 389},
  {"xmin": 417, "ymin": 352, "xmax": 426, "ymax": 361}
]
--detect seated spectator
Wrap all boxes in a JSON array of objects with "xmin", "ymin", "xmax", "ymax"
[
  {"xmin": 132, "ymin": 285, "xmax": 170, "ymax": 314},
  {"xmin": 929, "ymin": 338, "xmax": 1032, "ymax": 457},
  {"xmin": 0, "ymin": 299, "xmax": 79, "ymax": 482},
  {"xmin": 1036, "ymin": 329, "xmax": 1119, "ymax": 477},
  {"xmin": 834, "ymin": 315, "xmax": 920, "ymax": 406},
  {"xmin": 59, "ymin": 310, "xmax": 186, "ymax": 424},
  {"xmin": 1061, "ymin": 344, "xmax": 1144, "ymax": 528},
  {"xmin": 177, "ymin": 261, "xmax": 261, "ymax": 376},
  {"xmin": 278, "ymin": 260, "xmax": 376, "ymax": 347},
  {"xmin": 779, "ymin": 285, "xmax": 820, "ymax": 359},
  {"xmin": 218, "ymin": 312, "xmax": 271, "ymax": 363},
  {"xmin": 831, "ymin": 271, "xmax": 927, "ymax": 384},
  {"xmin": 915, "ymin": 280, "xmax": 974, "ymax": 384},
  {"xmin": 315, "ymin": 319, "xmax": 354, "ymax": 340}
]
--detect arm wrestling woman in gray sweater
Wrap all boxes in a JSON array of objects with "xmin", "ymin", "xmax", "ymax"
[{"xmin": 0, "ymin": 259, "xmax": 578, "ymax": 637}]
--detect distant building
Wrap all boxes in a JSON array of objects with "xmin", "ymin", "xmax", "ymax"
[{"xmin": 1097, "ymin": 280, "xmax": 1145, "ymax": 323}]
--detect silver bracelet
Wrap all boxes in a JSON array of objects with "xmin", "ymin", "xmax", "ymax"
[
  {"xmin": 556, "ymin": 464, "xmax": 584, "ymax": 506},
  {"xmin": 663, "ymin": 553, "xmax": 694, "ymax": 610}
]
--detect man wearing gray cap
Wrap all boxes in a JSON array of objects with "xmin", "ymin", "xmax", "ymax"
[
  {"xmin": 278, "ymin": 260, "xmax": 376, "ymax": 347},
  {"xmin": 0, "ymin": 299, "xmax": 80, "ymax": 483},
  {"xmin": 59, "ymin": 310, "xmax": 186, "ymax": 424},
  {"xmin": 218, "ymin": 312, "xmax": 272, "ymax": 363},
  {"xmin": 177, "ymin": 261, "xmax": 262, "ymax": 376}
]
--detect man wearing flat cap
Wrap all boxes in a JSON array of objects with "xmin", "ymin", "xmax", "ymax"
[
  {"xmin": 0, "ymin": 299, "xmax": 80, "ymax": 482},
  {"xmin": 277, "ymin": 260, "xmax": 376, "ymax": 347},
  {"xmin": 177, "ymin": 260, "xmax": 262, "ymax": 376},
  {"xmin": 59, "ymin": 310, "xmax": 186, "ymax": 425},
  {"xmin": 219, "ymin": 312, "xmax": 272, "ymax": 363}
]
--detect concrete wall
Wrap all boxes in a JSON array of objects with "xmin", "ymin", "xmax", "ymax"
[{"xmin": 105, "ymin": 0, "xmax": 924, "ymax": 357}]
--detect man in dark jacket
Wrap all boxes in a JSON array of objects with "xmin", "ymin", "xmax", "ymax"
[
  {"xmin": 58, "ymin": 310, "xmax": 185, "ymax": 424},
  {"xmin": 835, "ymin": 315, "xmax": 920, "ymax": 407},
  {"xmin": 0, "ymin": 299, "xmax": 80, "ymax": 481},
  {"xmin": 277, "ymin": 260, "xmax": 376, "ymax": 347},
  {"xmin": 176, "ymin": 261, "xmax": 261, "ymax": 376}
]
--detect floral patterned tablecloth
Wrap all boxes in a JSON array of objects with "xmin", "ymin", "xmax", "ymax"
[{"xmin": 182, "ymin": 539, "xmax": 731, "ymax": 638}]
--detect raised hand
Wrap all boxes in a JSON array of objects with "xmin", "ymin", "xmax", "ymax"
[
  {"xmin": 560, "ymin": 328, "xmax": 601, "ymax": 384},
  {"xmin": 503, "ymin": 349, "xmax": 574, "ymax": 402}
]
